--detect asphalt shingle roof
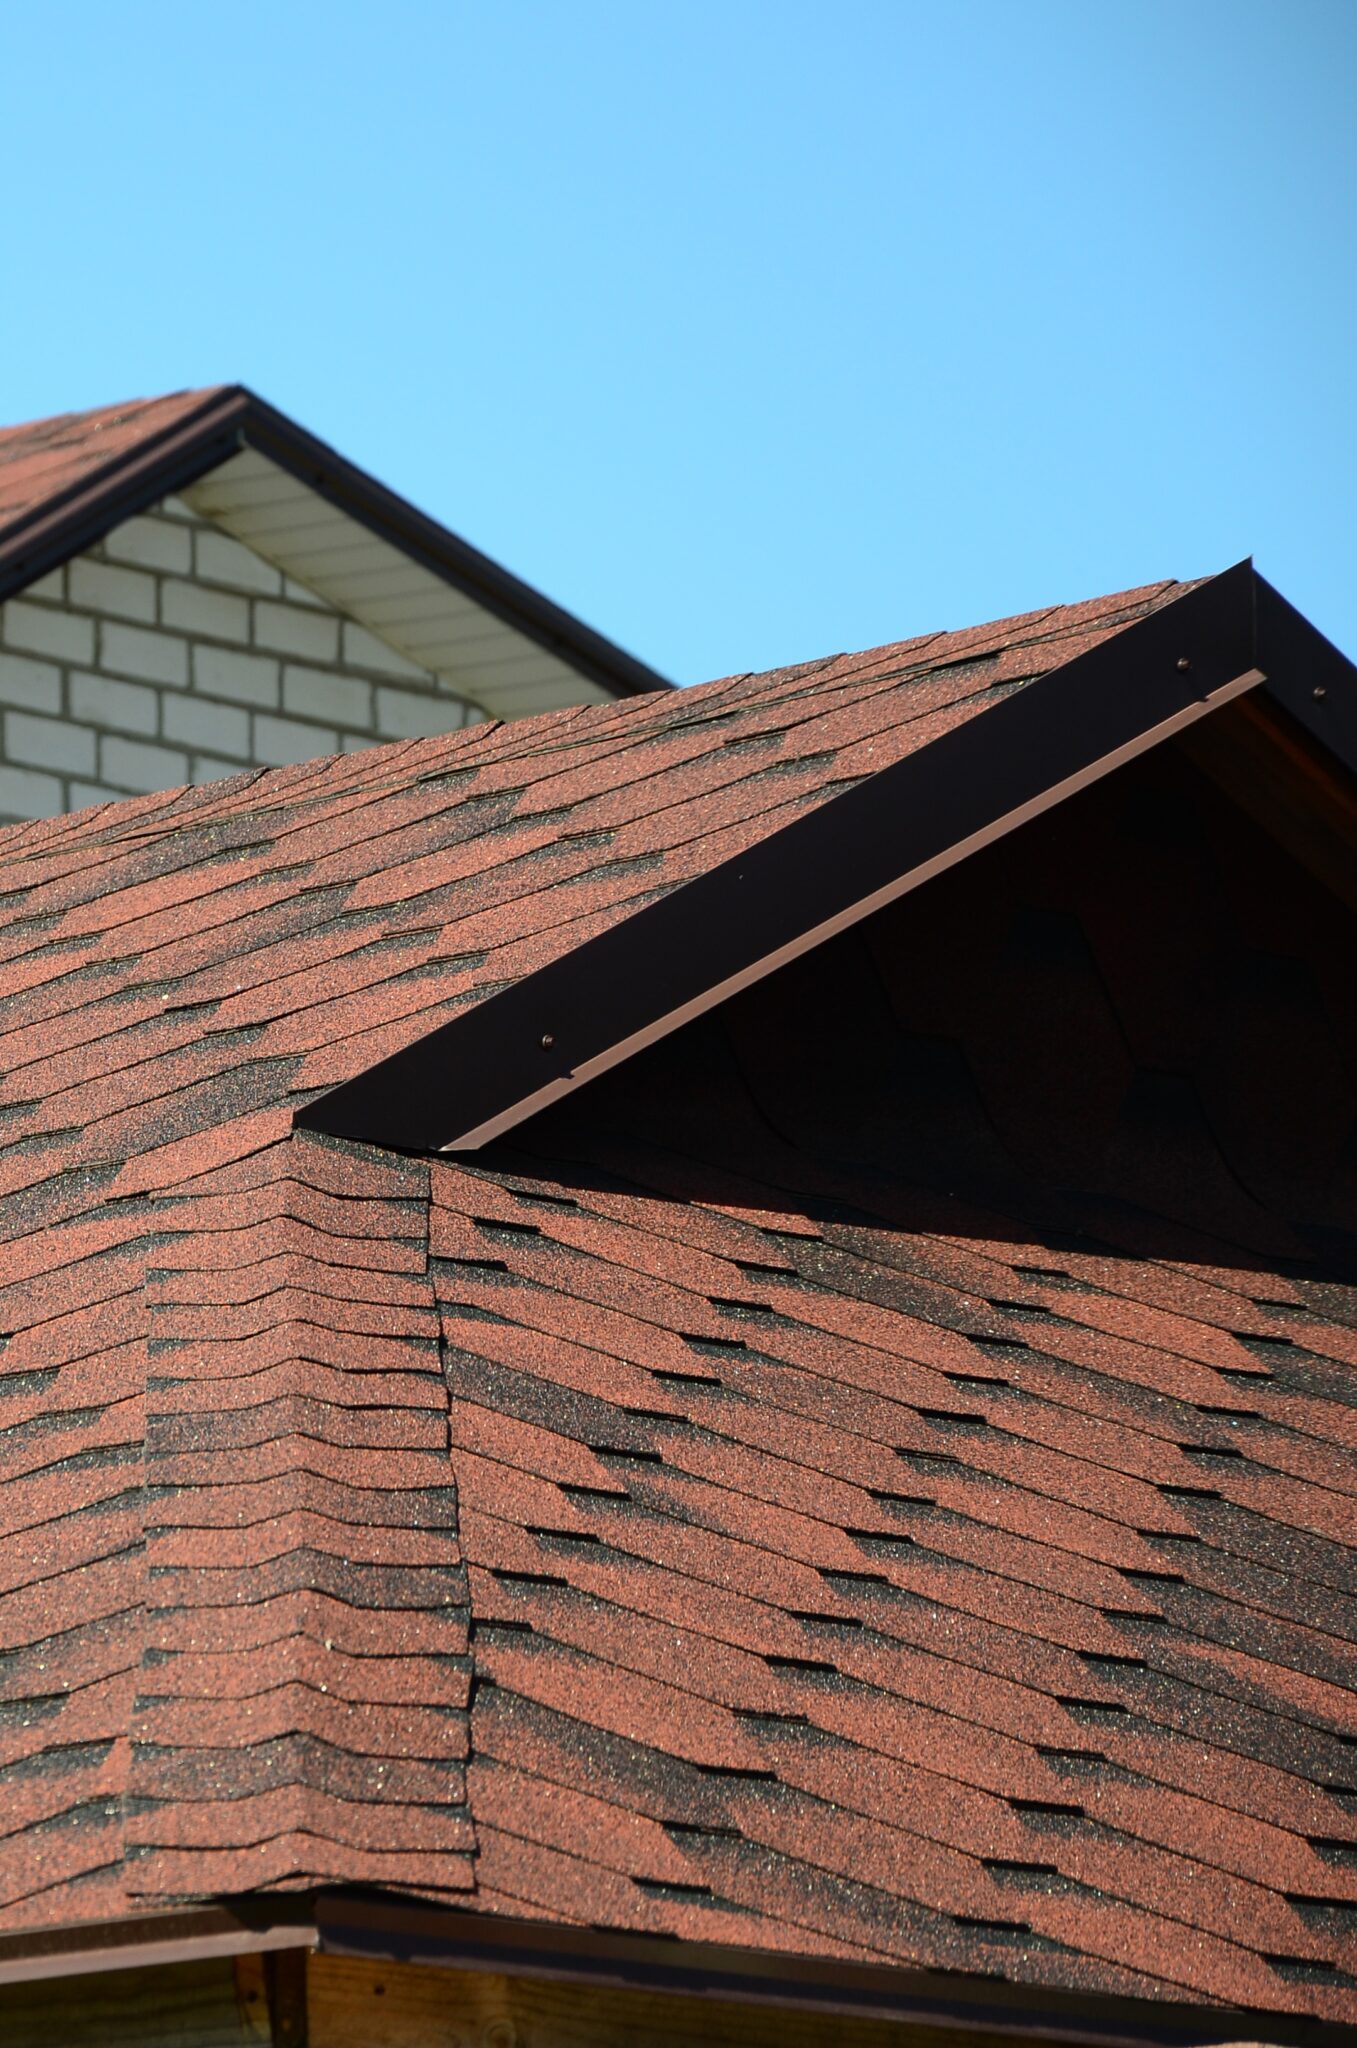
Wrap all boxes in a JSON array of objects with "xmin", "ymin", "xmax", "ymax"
[
  {"xmin": 0, "ymin": 389, "xmax": 221, "ymax": 536},
  {"xmin": 1, "ymin": 573, "xmax": 1354, "ymax": 2024}
]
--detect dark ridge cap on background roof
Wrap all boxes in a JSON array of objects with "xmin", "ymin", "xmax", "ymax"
[{"xmin": 0, "ymin": 384, "xmax": 672, "ymax": 702}]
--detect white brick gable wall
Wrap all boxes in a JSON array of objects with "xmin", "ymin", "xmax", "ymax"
[{"xmin": 0, "ymin": 496, "xmax": 487, "ymax": 823}]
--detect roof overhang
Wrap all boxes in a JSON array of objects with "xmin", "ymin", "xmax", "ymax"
[
  {"xmin": 298, "ymin": 560, "xmax": 1357, "ymax": 1155},
  {"xmin": 0, "ymin": 386, "xmax": 672, "ymax": 719},
  {"xmin": 0, "ymin": 1892, "xmax": 1342, "ymax": 2048}
]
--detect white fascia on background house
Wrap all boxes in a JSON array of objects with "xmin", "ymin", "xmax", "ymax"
[{"xmin": 0, "ymin": 386, "xmax": 670, "ymax": 823}]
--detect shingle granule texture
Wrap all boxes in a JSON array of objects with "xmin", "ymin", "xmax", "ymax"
[
  {"xmin": 1, "ymin": 577, "xmax": 1353, "ymax": 2023},
  {"xmin": 0, "ymin": 389, "xmax": 222, "ymax": 536}
]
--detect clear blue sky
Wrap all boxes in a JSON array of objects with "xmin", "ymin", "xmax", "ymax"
[{"xmin": 3, "ymin": 2, "xmax": 1354, "ymax": 684}]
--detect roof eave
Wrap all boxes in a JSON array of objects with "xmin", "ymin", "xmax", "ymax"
[{"xmin": 0, "ymin": 1891, "xmax": 1344, "ymax": 2048}]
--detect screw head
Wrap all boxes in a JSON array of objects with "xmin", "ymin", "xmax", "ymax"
[
  {"xmin": 1176, "ymin": 657, "xmax": 1191, "ymax": 672},
  {"xmin": 1313, "ymin": 685, "xmax": 1328, "ymax": 701},
  {"xmin": 540, "ymin": 1032, "xmax": 555, "ymax": 1050}
]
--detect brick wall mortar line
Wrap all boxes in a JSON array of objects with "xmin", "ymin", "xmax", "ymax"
[{"xmin": 0, "ymin": 497, "xmax": 488, "ymax": 821}]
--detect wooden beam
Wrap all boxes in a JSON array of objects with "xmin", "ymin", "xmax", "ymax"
[
  {"xmin": 0, "ymin": 1944, "xmax": 1291, "ymax": 2048},
  {"xmin": 306, "ymin": 1951, "xmax": 1067, "ymax": 2048},
  {"xmin": 267, "ymin": 1948, "xmax": 311, "ymax": 2047}
]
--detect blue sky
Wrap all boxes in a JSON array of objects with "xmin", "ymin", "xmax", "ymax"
[{"xmin": 3, "ymin": 2, "xmax": 1353, "ymax": 684}]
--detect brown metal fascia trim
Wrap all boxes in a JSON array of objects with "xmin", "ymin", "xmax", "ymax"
[
  {"xmin": 313, "ymin": 1893, "xmax": 1338, "ymax": 2048},
  {"xmin": 296, "ymin": 561, "xmax": 1264, "ymax": 1156},
  {"xmin": 451, "ymin": 662, "xmax": 1264, "ymax": 1150},
  {"xmin": 0, "ymin": 1901, "xmax": 316, "ymax": 1987},
  {"xmin": 1256, "ymin": 569, "xmax": 1357, "ymax": 777},
  {"xmin": 0, "ymin": 387, "xmax": 253, "ymax": 607},
  {"xmin": 234, "ymin": 393, "xmax": 674, "ymax": 699}
]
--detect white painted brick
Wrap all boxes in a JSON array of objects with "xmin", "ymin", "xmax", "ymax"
[
  {"xmin": 2, "ymin": 599, "xmax": 94, "ymax": 665},
  {"xmin": 0, "ymin": 763, "xmax": 63, "ymax": 818},
  {"xmin": 255, "ymin": 601, "xmax": 340, "ymax": 663},
  {"xmin": 6, "ymin": 710, "xmax": 96, "ymax": 776},
  {"xmin": 69, "ymin": 557, "xmax": 157, "ymax": 623},
  {"xmin": 69, "ymin": 670, "xmax": 159, "ymax": 736},
  {"xmin": 341, "ymin": 622, "xmax": 433, "ymax": 681},
  {"xmin": 0, "ymin": 652, "xmax": 62, "ymax": 714},
  {"xmin": 101, "ymin": 734, "xmax": 189, "ymax": 793},
  {"xmin": 374, "ymin": 687, "xmax": 472, "ymax": 740},
  {"xmin": 103, "ymin": 513, "xmax": 192, "ymax": 575},
  {"xmin": 25, "ymin": 566, "xmax": 66, "ymax": 601},
  {"xmin": 0, "ymin": 495, "xmax": 513, "ymax": 824},
  {"xmin": 163, "ymin": 693, "xmax": 250, "ymax": 758},
  {"xmin": 162, "ymin": 577, "xmax": 250, "ymax": 644},
  {"xmin": 253, "ymin": 713, "xmax": 338, "ymax": 766},
  {"xmin": 282, "ymin": 663, "xmax": 371, "ymax": 729},
  {"xmin": 68, "ymin": 781, "xmax": 127, "ymax": 811},
  {"xmin": 191, "ymin": 754, "xmax": 248, "ymax": 785},
  {"xmin": 192, "ymin": 644, "xmax": 279, "ymax": 708},
  {"xmin": 100, "ymin": 621, "xmax": 189, "ymax": 688},
  {"xmin": 195, "ymin": 528, "xmax": 282, "ymax": 595}
]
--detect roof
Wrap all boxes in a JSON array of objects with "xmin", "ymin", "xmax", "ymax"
[
  {"xmin": 1, "ymin": 566, "xmax": 1355, "ymax": 2031},
  {"xmin": 0, "ymin": 391, "xmax": 215, "ymax": 533},
  {"xmin": 0, "ymin": 387, "xmax": 672, "ymax": 716}
]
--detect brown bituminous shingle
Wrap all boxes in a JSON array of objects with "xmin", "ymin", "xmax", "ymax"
[
  {"xmin": 0, "ymin": 390, "xmax": 224, "ymax": 535},
  {"xmin": 119, "ymin": 1134, "xmax": 474, "ymax": 1901},
  {"xmin": 1, "ymin": 577, "xmax": 1355, "ymax": 2020},
  {"xmin": 422, "ymin": 746, "xmax": 1357, "ymax": 2017}
]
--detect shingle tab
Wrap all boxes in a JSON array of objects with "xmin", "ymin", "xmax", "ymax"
[{"xmin": 0, "ymin": 573, "xmax": 1353, "ymax": 2023}]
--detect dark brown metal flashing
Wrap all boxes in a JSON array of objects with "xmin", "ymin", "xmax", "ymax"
[
  {"xmin": 312, "ymin": 1893, "xmax": 1343, "ymax": 2048},
  {"xmin": 0, "ymin": 385, "xmax": 672, "ymax": 700},
  {"xmin": 4, "ymin": 1890, "xmax": 1345, "ymax": 2043},
  {"xmin": 300, "ymin": 560, "xmax": 1297, "ymax": 1155},
  {"xmin": 1256, "ymin": 570, "xmax": 1357, "ymax": 771},
  {"xmin": 0, "ymin": 1901, "xmax": 316, "ymax": 1988}
]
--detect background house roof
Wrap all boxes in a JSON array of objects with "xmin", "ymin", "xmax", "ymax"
[
  {"xmin": 1, "ymin": 572, "xmax": 1354, "ymax": 2028},
  {"xmin": 0, "ymin": 392, "xmax": 215, "ymax": 532},
  {"xmin": 0, "ymin": 389, "xmax": 672, "ymax": 718}
]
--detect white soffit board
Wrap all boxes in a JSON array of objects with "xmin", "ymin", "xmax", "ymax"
[{"xmin": 182, "ymin": 451, "xmax": 613, "ymax": 719}]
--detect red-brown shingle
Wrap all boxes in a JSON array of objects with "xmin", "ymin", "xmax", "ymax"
[{"xmin": 1, "ymin": 576, "xmax": 1354, "ymax": 2021}]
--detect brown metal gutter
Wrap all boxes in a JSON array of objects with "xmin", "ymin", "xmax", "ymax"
[
  {"xmin": 0, "ymin": 385, "xmax": 673, "ymax": 701},
  {"xmin": 0, "ymin": 1900, "xmax": 315, "ymax": 1988},
  {"xmin": 1, "ymin": 1891, "xmax": 1338, "ymax": 2048}
]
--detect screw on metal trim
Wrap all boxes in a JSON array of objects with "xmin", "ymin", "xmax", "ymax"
[
  {"xmin": 540, "ymin": 1033, "xmax": 555, "ymax": 1049},
  {"xmin": 1176, "ymin": 657, "xmax": 1191, "ymax": 672},
  {"xmin": 1313, "ymin": 685, "xmax": 1328, "ymax": 701}
]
